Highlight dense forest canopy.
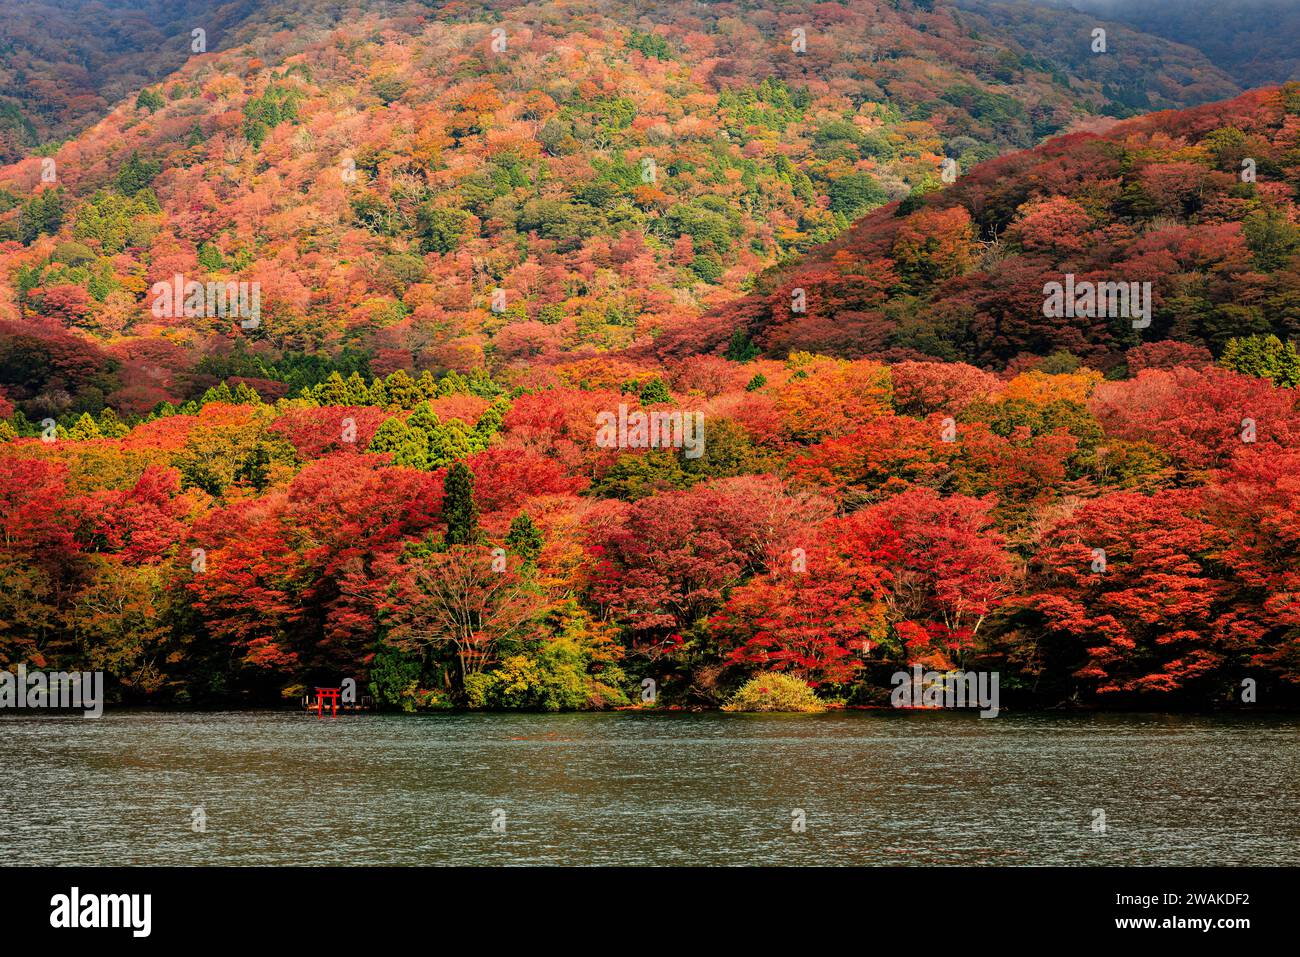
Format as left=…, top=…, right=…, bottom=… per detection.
left=704, top=87, right=1300, bottom=368
left=1, top=0, right=1298, bottom=713
left=0, top=0, right=1244, bottom=163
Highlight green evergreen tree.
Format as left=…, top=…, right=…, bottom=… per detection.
left=724, top=327, right=759, bottom=363
left=18, top=188, right=64, bottom=244
left=443, top=461, right=479, bottom=546
left=135, top=89, right=166, bottom=113
left=506, top=513, right=544, bottom=565
left=343, top=372, right=370, bottom=404
left=67, top=412, right=102, bottom=440
left=408, top=401, right=442, bottom=433
left=113, top=151, right=162, bottom=197
left=639, top=377, right=672, bottom=404
left=368, top=417, right=428, bottom=468
left=467, top=366, right=502, bottom=398
left=368, top=417, right=410, bottom=456
left=314, top=371, right=350, bottom=405
left=416, top=369, right=439, bottom=399
left=385, top=369, right=421, bottom=409
left=474, top=396, right=510, bottom=440
left=428, top=419, right=476, bottom=468
left=438, top=370, right=471, bottom=396
left=97, top=408, right=130, bottom=438
left=202, top=382, right=235, bottom=404
left=11, top=410, right=36, bottom=437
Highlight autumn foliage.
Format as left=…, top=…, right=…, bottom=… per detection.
left=0, top=4, right=1297, bottom=711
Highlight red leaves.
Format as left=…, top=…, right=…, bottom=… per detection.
left=891, top=206, right=978, bottom=285
left=467, top=445, right=587, bottom=516
left=75, top=465, right=188, bottom=562
left=1090, top=366, right=1300, bottom=472
left=891, top=361, right=1000, bottom=416
left=269, top=405, right=389, bottom=458
left=185, top=456, right=445, bottom=672
left=1019, top=489, right=1237, bottom=695
left=588, top=476, right=828, bottom=636
left=1010, top=196, right=1094, bottom=255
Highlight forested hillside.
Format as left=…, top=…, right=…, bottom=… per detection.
left=1, top=2, right=1297, bottom=713
left=700, top=86, right=1300, bottom=369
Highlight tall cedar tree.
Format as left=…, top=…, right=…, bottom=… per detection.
left=443, top=461, right=479, bottom=546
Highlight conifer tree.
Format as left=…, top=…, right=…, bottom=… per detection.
left=640, top=377, right=672, bottom=404
left=506, top=513, right=544, bottom=565
left=68, top=412, right=102, bottom=440
left=385, top=369, right=421, bottom=409
left=443, top=461, right=479, bottom=546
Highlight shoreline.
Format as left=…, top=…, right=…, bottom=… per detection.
left=5, top=704, right=1300, bottom=717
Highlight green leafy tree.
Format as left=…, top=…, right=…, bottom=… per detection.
left=368, top=647, right=423, bottom=712
left=1221, top=334, right=1300, bottom=387
left=197, top=242, right=225, bottom=271
left=1243, top=207, right=1300, bottom=271
left=828, top=172, right=887, bottom=219
left=723, top=673, right=826, bottom=712
left=417, top=206, right=470, bottom=254
left=591, top=451, right=692, bottom=500
left=682, top=418, right=774, bottom=480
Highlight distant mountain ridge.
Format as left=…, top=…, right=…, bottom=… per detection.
left=1021, top=0, right=1300, bottom=88
left=0, top=0, right=1245, bottom=163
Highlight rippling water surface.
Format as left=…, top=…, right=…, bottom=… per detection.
left=3, top=710, right=1297, bottom=865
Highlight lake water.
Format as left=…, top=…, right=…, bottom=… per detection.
left=3, top=710, right=1297, bottom=865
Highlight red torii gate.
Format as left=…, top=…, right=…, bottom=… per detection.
left=314, top=687, right=340, bottom=719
